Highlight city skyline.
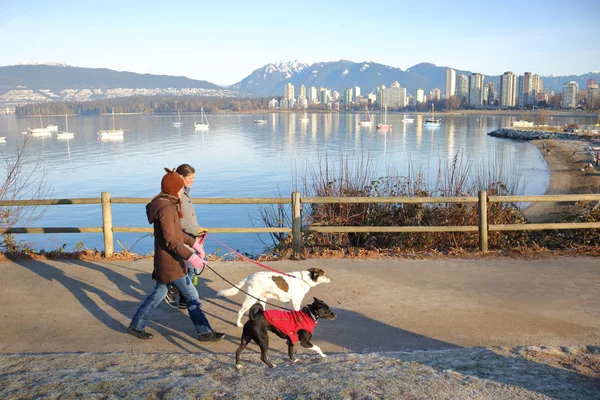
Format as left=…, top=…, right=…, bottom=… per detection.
left=2, top=1, right=598, bottom=85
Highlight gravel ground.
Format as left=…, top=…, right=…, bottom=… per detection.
left=1, top=346, right=599, bottom=399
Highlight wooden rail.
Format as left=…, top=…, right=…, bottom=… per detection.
left=0, top=191, right=599, bottom=257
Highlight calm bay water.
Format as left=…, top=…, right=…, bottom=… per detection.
left=0, top=112, right=594, bottom=256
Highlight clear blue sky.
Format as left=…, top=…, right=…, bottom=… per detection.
left=2, top=0, right=598, bottom=85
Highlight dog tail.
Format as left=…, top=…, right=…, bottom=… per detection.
left=216, top=279, right=246, bottom=297
left=249, top=303, right=264, bottom=320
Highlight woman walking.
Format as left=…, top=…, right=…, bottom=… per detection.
left=165, top=163, right=204, bottom=309
left=128, top=168, right=225, bottom=342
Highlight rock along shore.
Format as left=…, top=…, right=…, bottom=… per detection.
left=488, top=128, right=592, bottom=141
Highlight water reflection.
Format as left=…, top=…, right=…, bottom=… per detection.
left=0, top=112, right=595, bottom=254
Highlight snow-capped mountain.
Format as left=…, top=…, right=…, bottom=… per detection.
left=231, top=60, right=309, bottom=96
left=233, top=60, right=600, bottom=97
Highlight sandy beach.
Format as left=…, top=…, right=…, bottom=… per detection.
left=523, top=138, right=600, bottom=223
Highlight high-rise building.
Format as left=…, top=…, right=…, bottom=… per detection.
left=532, top=74, right=544, bottom=102
left=518, top=72, right=540, bottom=106
left=500, top=71, right=517, bottom=107
left=486, top=82, right=495, bottom=105
left=284, top=82, right=295, bottom=100
left=354, top=86, right=361, bottom=101
left=299, top=85, right=306, bottom=99
left=380, top=82, right=407, bottom=108
left=414, top=88, right=425, bottom=104
left=469, top=73, right=484, bottom=106
left=587, top=78, right=597, bottom=90
left=432, top=88, right=441, bottom=101
left=587, top=84, right=600, bottom=109
left=445, top=68, right=456, bottom=99
left=308, top=86, right=318, bottom=103
left=320, top=88, right=330, bottom=105
left=456, top=74, right=469, bottom=101
left=562, top=81, right=579, bottom=109
left=367, top=92, right=377, bottom=105
left=343, top=88, right=353, bottom=107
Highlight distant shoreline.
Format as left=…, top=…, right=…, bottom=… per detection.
left=12, top=109, right=599, bottom=118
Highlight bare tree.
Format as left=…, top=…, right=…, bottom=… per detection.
left=0, top=136, right=52, bottom=251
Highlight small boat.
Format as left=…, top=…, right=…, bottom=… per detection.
left=423, top=104, right=441, bottom=127
left=172, top=110, right=183, bottom=127
left=0, top=136, right=6, bottom=142
left=57, top=114, right=74, bottom=139
left=401, top=114, right=414, bottom=123
left=28, top=114, right=53, bottom=136
left=98, top=109, right=124, bottom=138
left=194, top=107, right=209, bottom=130
left=377, top=106, right=392, bottom=131
left=358, top=105, right=372, bottom=126
left=46, top=124, right=59, bottom=132
left=254, top=114, right=268, bottom=124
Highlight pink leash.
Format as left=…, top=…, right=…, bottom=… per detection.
left=209, top=236, right=296, bottom=278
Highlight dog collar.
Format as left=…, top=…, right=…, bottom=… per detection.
left=306, top=308, right=318, bottom=323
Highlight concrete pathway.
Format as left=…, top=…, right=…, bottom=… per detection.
left=1, top=256, right=599, bottom=355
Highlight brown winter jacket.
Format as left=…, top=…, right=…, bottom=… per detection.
left=146, top=194, right=195, bottom=284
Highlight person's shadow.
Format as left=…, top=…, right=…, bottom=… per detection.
left=10, top=256, right=600, bottom=398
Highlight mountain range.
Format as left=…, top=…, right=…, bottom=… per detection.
left=1, top=62, right=598, bottom=104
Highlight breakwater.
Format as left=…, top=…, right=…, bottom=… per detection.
left=488, top=128, right=590, bottom=141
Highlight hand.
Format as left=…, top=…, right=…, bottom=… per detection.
left=188, top=253, right=207, bottom=273
left=192, top=239, right=205, bottom=258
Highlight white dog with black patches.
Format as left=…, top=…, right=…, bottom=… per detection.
left=217, top=268, right=332, bottom=327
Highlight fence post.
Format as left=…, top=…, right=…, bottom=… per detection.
left=291, top=191, right=302, bottom=259
left=101, top=191, right=114, bottom=257
left=478, top=190, right=488, bottom=253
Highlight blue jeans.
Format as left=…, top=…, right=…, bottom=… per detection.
left=130, top=274, right=212, bottom=335
left=179, top=262, right=196, bottom=303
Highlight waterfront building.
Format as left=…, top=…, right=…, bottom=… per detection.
left=486, top=82, right=495, bottom=105
left=344, top=88, right=353, bottom=108
left=469, top=73, right=484, bottom=107
left=587, top=78, right=597, bottom=90
left=587, top=84, right=600, bottom=109
left=445, top=68, right=456, bottom=99
left=367, top=92, right=377, bottom=105
left=284, top=82, right=295, bottom=101
left=332, top=91, right=340, bottom=101
left=268, top=98, right=279, bottom=110
left=432, top=88, right=441, bottom=102
left=354, top=85, right=361, bottom=102
left=500, top=71, right=517, bottom=107
left=379, top=82, right=407, bottom=108
left=299, top=85, right=306, bottom=99
left=562, top=81, right=579, bottom=109
left=518, top=72, right=540, bottom=107
left=456, top=74, right=469, bottom=102
left=308, top=86, right=318, bottom=104
left=414, top=88, right=425, bottom=104
left=320, top=88, right=330, bottom=105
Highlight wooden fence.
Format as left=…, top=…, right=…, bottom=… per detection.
left=1, top=191, right=600, bottom=257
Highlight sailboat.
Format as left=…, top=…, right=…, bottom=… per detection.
left=28, top=114, right=53, bottom=136
left=98, top=109, right=124, bottom=138
left=401, top=114, right=414, bottom=123
left=194, top=107, right=209, bottom=130
left=423, top=104, right=441, bottom=127
left=377, top=106, right=391, bottom=131
left=172, top=110, right=183, bottom=127
left=57, top=114, right=74, bottom=139
left=358, top=104, right=372, bottom=126
left=254, top=113, right=267, bottom=124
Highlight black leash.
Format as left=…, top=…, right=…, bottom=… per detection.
left=203, top=263, right=293, bottom=312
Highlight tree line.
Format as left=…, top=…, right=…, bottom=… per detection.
left=15, top=96, right=274, bottom=116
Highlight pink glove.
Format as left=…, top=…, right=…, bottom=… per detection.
left=192, top=239, right=205, bottom=258
left=188, top=253, right=207, bottom=273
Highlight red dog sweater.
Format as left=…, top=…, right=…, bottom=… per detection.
left=263, top=310, right=317, bottom=343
